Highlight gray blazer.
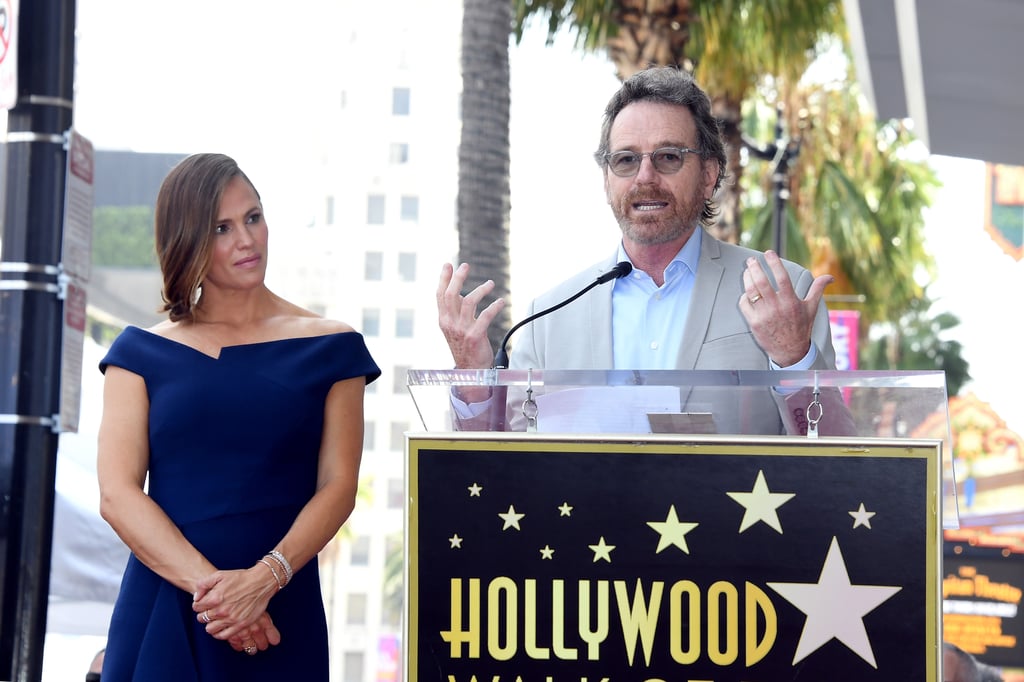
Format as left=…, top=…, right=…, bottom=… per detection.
left=491, top=230, right=849, bottom=436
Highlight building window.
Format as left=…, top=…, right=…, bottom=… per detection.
left=363, top=419, right=376, bottom=450
left=389, top=421, right=408, bottom=452
left=342, top=652, right=364, bottom=682
left=364, top=253, right=383, bottom=281
left=392, top=365, right=410, bottom=394
left=350, top=535, right=371, bottom=566
left=387, top=477, right=405, bottom=509
left=389, top=143, right=409, bottom=164
left=395, top=310, right=414, bottom=338
left=362, top=308, right=380, bottom=336
left=346, top=592, right=367, bottom=625
left=325, top=195, right=335, bottom=225
left=367, top=194, right=385, bottom=224
left=400, top=195, right=419, bottom=221
left=398, top=252, right=416, bottom=282
left=392, top=87, right=411, bottom=116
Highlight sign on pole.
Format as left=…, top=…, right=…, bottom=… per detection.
left=59, top=130, right=95, bottom=433
left=0, top=0, right=17, bottom=110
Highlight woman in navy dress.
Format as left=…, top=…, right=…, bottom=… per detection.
left=97, top=153, right=380, bottom=680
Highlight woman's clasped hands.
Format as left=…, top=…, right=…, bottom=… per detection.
left=192, top=563, right=282, bottom=655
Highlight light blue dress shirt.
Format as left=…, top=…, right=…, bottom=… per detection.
left=611, top=228, right=816, bottom=370
left=611, top=229, right=701, bottom=369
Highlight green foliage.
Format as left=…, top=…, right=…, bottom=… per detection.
left=91, top=205, right=157, bottom=267
left=861, top=295, right=971, bottom=396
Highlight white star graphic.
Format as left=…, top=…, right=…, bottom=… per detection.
left=540, top=545, right=554, bottom=560
left=849, top=503, right=876, bottom=529
left=467, top=483, right=482, bottom=497
left=558, top=502, right=573, bottom=517
left=726, top=469, right=795, bottom=533
left=588, top=536, right=615, bottom=563
left=448, top=534, right=463, bottom=549
left=767, top=536, right=902, bottom=668
left=498, top=504, right=525, bottom=531
left=646, top=505, right=699, bottom=554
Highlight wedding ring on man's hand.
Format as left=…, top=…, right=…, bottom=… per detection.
left=201, top=610, right=211, bottom=624
left=748, top=293, right=762, bottom=304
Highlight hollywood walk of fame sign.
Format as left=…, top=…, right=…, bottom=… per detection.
left=405, top=434, right=943, bottom=682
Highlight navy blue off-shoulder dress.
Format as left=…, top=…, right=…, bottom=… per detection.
left=99, top=326, right=380, bottom=681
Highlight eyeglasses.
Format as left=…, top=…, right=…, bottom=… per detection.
left=603, top=147, right=701, bottom=177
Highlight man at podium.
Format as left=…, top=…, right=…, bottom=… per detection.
left=436, top=66, right=846, bottom=436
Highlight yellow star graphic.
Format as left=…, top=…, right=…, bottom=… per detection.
left=558, top=502, right=573, bottom=517
left=498, top=504, right=525, bottom=531
left=449, top=534, right=463, bottom=549
left=468, top=483, right=483, bottom=497
left=726, top=469, right=795, bottom=533
left=540, top=545, right=554, bottom=560
left=588, top=536, right=615, bottom=563
left=646, top=505, right=699, bottom=554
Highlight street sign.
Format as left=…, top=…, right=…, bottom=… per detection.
left=0, top=0, right=18, bottom=110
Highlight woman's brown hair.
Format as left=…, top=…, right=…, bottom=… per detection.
left=154, top=153, right=259, bottom=322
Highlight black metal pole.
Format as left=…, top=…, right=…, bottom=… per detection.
left=0, top=0, right=77, bottom=680
left=744, top=107, right=799, bottom=259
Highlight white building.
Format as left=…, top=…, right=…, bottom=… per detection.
left=267, top=2, right=463, bottom=680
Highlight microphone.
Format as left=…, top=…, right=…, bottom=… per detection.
left=493, top=261, right=633, bottom=369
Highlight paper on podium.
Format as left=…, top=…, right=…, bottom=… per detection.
left=535, top=386, right=681, bottom=433
left=647, top=412, right=718, bottom=434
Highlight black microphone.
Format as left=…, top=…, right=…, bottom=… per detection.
left=493, top=261, right=633, bottom=369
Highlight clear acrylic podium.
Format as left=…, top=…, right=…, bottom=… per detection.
left=404, top=369, right=953, bottom=681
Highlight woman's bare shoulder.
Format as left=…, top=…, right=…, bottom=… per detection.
left=280, top=305, right=356, bottom=337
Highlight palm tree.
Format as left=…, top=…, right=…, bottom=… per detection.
left=459, top=0, right=514, bottom=354
left=742, top=59, right=939, bottom=330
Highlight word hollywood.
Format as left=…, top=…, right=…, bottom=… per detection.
left=441, top=577, right=779, bottom=667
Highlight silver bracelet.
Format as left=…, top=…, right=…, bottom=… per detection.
left=258, top=558, right=284, bottom=590
left=267, top=550, right=293, bottom=585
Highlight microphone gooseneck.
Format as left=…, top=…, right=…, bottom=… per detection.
left=493, top=261, right=632, bottom=369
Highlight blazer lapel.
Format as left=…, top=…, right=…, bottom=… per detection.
left=677, top=232, right=724, bottom=370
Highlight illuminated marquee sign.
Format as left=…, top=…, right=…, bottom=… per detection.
left=943, top=547, right=1024, bottom=669
left=406, top=436, right=942, bottom=682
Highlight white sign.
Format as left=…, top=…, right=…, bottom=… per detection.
left=0, top=0, right=17, bottom=110
left=59, top=130, right=95, bottom=433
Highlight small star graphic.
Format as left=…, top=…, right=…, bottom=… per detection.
left=588, top=536, right=616, bottom=563
left=540, top=545, right=554, bottom=560
left=468, top=483, right=483, bottom=497
left=726, top=469, right=795, bottom=533
left=646, top=505, right=699, bottom=554
left=498, top=504, right=525, bottom=531
left=767, top=536, right=902, bottom=668
left=849, top=503, right=876, bottom=529
left=558, top=502, right=573, bottom=517
left=449, top=534, right=463, bottom=549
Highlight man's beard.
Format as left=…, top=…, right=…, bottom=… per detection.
left=614, top=185, right=705, bottom=245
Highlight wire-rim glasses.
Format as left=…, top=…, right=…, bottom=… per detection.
left=603, top=147, right=701, bottom=177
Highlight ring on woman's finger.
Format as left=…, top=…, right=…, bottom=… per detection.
left=244, top=643, right=257, bottom=655
left=201, top=610, right=211, bottom=624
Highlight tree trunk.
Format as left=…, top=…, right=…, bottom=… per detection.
left=458, top=0, right=513, bottom=353
left=710, top=94, right=744, bottom=244
left=605, top=0, right=694, bottom=78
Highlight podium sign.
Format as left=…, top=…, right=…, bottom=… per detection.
left=405, top=434, right=942, bottom=682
